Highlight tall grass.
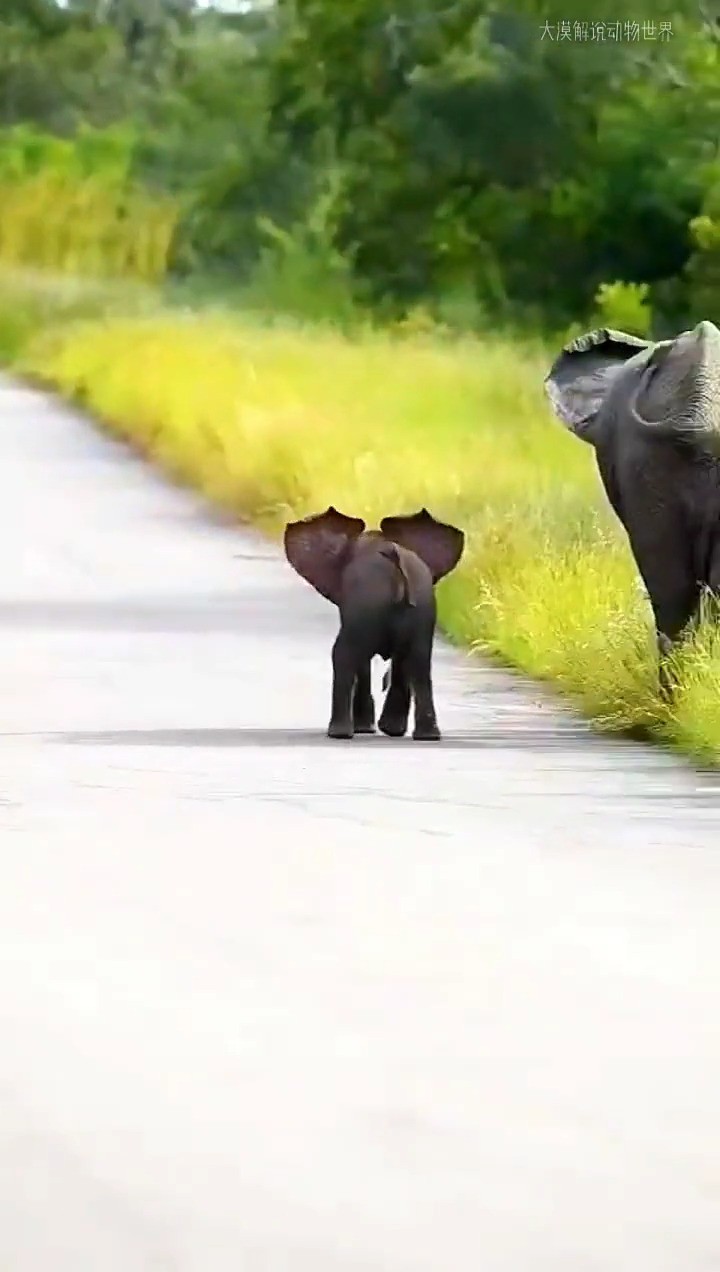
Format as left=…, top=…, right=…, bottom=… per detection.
left=0, top=125, right=178, bottom=282
left=20, top=303, right=720, bottom=765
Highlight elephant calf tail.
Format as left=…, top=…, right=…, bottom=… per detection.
left=378, top=542, right=417, bottom=607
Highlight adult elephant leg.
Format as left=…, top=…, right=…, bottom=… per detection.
left=696, top=535, right=720, bottom=639
left=378, top=658, right=411, bottom=738
left=328, top=632, right=357, bottom=739
left=649, top=578, right=699, bottom=698
left=623, top=512, right=699, bottom=699
left=352, top=661, right=375, bottom=733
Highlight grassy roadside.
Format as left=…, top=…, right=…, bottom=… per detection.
left=6, top=273, right=720, bottom=764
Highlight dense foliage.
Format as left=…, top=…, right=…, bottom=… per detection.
left=2, top=0, right=720, bottom=331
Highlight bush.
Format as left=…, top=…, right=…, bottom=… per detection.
left=227, top=166, right=367, bottom=330
left=593, top=280, right=652, bottom=337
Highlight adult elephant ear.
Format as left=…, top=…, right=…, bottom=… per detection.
left=284, top=506, right=365, bottom=604
left=544, top=328, right=652, bottom=442
left=380, top=509, right=464, bottom=583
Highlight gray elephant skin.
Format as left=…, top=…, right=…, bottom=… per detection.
left=284, top=507, right=465, bottom=740
left=545, top=320, right=720, bottom=687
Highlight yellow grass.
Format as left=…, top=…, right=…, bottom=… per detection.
left=0, top=174, right=178, bottom=282
left=19, top=305, right=720, bottom=765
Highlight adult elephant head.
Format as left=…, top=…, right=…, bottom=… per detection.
left=544, top=321, right=720, bottom=690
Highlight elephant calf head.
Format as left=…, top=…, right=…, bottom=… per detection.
left=283, top=505, right=465, bottom=740
left=283, top=506, right=464, bottom=604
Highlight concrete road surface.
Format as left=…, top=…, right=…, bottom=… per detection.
left=0, top=375, right=719, bottom=1272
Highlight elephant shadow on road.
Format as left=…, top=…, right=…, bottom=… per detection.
left=53, top=724, right=619, bottom=751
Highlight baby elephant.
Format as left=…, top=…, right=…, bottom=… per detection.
left=284, top=506, right=465, bottom=740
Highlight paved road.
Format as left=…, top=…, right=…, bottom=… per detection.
left=0, top=376, right=719, bottom=1271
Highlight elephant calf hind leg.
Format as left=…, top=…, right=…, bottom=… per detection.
left=378, top=659, right=411, bottom=738
left=352, top=662, right=375, bottom=734
left=407, top=645, right=441, bottom=742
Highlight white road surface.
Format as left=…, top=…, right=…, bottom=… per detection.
left=0, top=377, right=719, bottom=1271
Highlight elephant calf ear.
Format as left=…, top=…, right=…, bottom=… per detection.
left=544, top=327, right=651, bottom=441
left=284, top=506, right=366, bottom=604
left=380, top=509, right=464, bottom=583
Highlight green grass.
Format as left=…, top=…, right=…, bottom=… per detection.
left=6, top=273, right=720, bottom=765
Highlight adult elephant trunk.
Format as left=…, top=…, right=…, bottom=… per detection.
left=628, top=320, right=720, bottom=456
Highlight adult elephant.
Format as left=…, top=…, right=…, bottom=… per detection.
left=544, top=320, right=720, bottom=690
